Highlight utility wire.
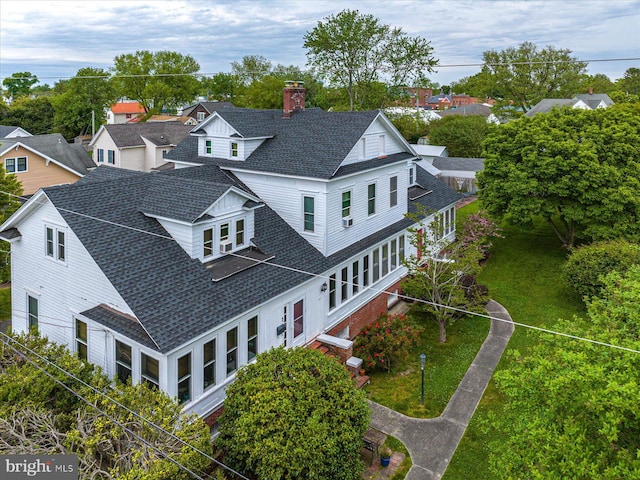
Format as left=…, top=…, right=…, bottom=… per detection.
left=0, top=335, right=207, bottom=480
left=0, top=329, right=251, bottom=480
left=1, top=188, right=638, bottom=355
left=5, top=57, right=640, bottom=81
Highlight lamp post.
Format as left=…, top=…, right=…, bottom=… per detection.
left=420, top=353, right=426, bottom=404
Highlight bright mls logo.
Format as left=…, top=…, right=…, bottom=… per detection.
left=2, top=455, right=78, bottom=479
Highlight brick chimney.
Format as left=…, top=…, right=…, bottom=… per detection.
left=283, top=81, right=305, bottom=118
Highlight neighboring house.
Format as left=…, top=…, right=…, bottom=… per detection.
left=147, top=115, right=198, bottom=126
left=0, top=82, right=460, bottom=423
left=435, top=103, right=500, bottom=124
left=574, top=90, right=614, bottom=109
left=0, top=133, right=95, bottom=195
left=182, top=101, right=236, bottom=123
left=89, top=122, right=192, bottom=172
left=106, top=102, right=146, bottom=124
left=0, top=125, right=32, bottom=138
left=525, top=98, right=590, bottom=117
left=432, top=156, right=484, bottom=194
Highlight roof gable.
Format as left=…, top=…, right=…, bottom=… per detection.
left=98, top=123, right=193, bottom=148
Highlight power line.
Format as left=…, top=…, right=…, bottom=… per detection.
left=1, top=187, right=638, bottom=356
left=0, top=330, right=251, bottom=480
left=0, top=335, right=207, bottom=480
left=4, top=57, right=639, bottom=81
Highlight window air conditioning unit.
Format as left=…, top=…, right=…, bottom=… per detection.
left=342, top=216, right=353, bottom=228
left=219, top=240, right=233, bottom=253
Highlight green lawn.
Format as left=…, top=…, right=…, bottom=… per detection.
left=443, top=203, right=586, bottom=479
left=365, top=313, right=490, bottom=418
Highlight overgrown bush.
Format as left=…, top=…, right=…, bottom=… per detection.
left=562, top=240, right=640, bottom=300
left=354, top=313, right=417, bottom=372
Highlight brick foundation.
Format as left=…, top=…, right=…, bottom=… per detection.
left=327, top=279, right=404, bottom=340
left=203, top=405, right=224, bottom=427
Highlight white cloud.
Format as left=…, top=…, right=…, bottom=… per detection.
left=0, top=0, right=638, bottom=84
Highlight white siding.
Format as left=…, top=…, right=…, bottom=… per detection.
left=10, top=200, right=135, bottom=373
left=341, top=118, right=405, bottom=166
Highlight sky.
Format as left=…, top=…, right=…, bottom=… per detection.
left=1, top=0, right=639, bottom=88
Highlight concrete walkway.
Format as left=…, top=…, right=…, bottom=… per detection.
left=368, top=300, right=514, bottom=480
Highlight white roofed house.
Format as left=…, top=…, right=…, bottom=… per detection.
left=0, top=81, right=461, bottom=423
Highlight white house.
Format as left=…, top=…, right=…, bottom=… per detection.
left=1, top=82, right=460, bottom=423
left=89, top=122, right=192, bottom=172
left=0, top=125, right=32, bottom=138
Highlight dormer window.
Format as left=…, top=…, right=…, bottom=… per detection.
left=205, top=140, right=212, bottom=154
left=230, top=142, right=238, bottom=158
left=197, top=111, right=206, bottom=122
left=236, top=219, right=245, bottom=245
left=203, top=229, right=213, bottom=257
left=409, top=165, right=416, bottom=186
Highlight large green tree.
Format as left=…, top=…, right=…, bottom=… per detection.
left=427, top=115, right=492, bottom=157
left=304, top=9, right=436, bottom=111
left=478, top=104, right=640, bottom=248
left=112, top=50, right=200, bottom=113
left=488, top=265, right=640, bottom=478
left=215, top=346, right=369, bottom=480
left=2, top=72, right=38, bottom=98
left=482, top=42, right=587, bottom=113
left=52, top=67, right=116, bottom=139
left=402, top=211, right=489, bottom=343
left=616, top=67, right=640, bottom=95
left=2, top=96, right=54, bottom=135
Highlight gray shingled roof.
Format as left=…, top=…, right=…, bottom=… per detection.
left=103, top=123, right=193, bottom=148
left=42, top=162, right=459, bottom=353
left=183, top=102, right=236, bottom=117
left=166, top=108, right=382, bottom=179
left=140, top=175, right=244, bottom=223
left=525, top=98, right=583, bottom=117
left=575, top=93, right=613, bottom=107
left=432, top=157, right=484, bottom=172
left=436, top=104, right=493, bottom=118
left=1, top=133, right=94, bottom=175
left=0, top=125, right=28, bottom=138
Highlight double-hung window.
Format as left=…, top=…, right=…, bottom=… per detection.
left=372, top=248, right=380, bottom=283
left=141, top=353, right=159, bottom=388
left=352, top=260, right=359, bottom=295
left=197, top=111, right=206, bottom=122
left=27, top=294, right=38, bottom=330
left=177, top=353, right=192, bottom=404
left=75, top=318, right=87, bottom=360
left=329, top=274, right=336, bottom=310
left=247, top=316, right=258, bottom=362
left=226, top=327, right=238, bottom=376
left=107, top=150, right=115, bottom=164
left=363, top=255, right=370, bottom=287
left=115, top=340, right=132, bottom=383
left=5, top=157, right=27, bottom=173
left=293, top=300, right=304, bottom=339
left=390, top=176, right=398, bottom=207
left=203, top=228, right=213, bottom=258
left=368, top=184, right=376, bottom=215
left=45, top=226, right=66, bottom=263
left=341, top=267, right=348, bottom=302
left=236, top=219, right=245, bottom=246
left=382, top=244, right=389, bottom=277
left=203, top=339, right=216, bottom=390
left=97, top=149, right=104, bottom=163
left=205, top=140, right=212, bottom=154
left=342, top=191, right=351, bottom=218
left=303, top=196, right=314, bottom=232
left=230, top=142, right=238, bottom=158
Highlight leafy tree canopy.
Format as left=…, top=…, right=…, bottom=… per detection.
left=386, top=110, right=429, bottom=143
left=304, top=9, right=436, bottom=111
left=562, top=239, right=640, bottom=301
left=215, top=346, right=369, bottom=480
left=2, top=71, right=38, bottom=98
left=112, top=50, right=200, bottom=113
left=0, top=332, right=212, bottom=479
left=489, top=265, right=640, bottom=478
left=482, top=42, right=587, bottom=113
left=427, top=115, right=492, bottom=157
left=2, top=96, right=54, bottom=135
left=51, top=67, right=116, bottom=139
left=478, top=104, right=640, bottom=248
left=616, top=67, right=640, bottom=95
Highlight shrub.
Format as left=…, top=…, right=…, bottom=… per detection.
left=354, top=313, right=417, bottom=372
left=562, top=240, right=640, bottom=300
